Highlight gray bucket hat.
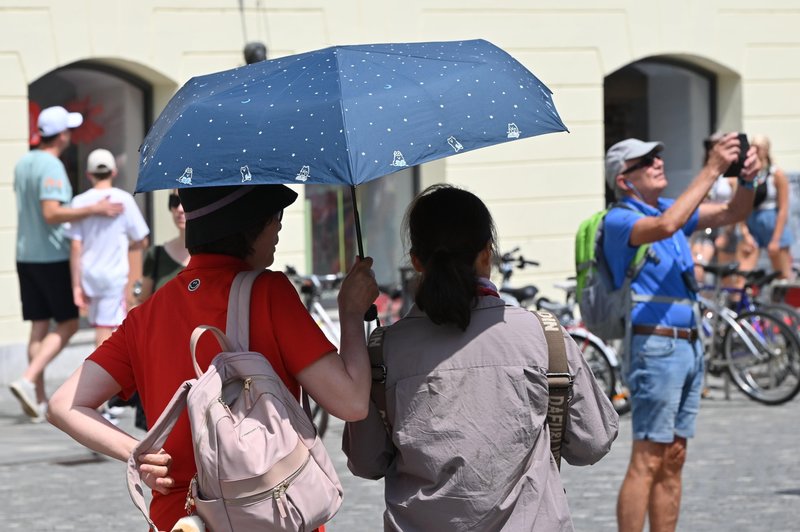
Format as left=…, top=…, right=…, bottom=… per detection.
left=605, top=138, right=664, bottom=189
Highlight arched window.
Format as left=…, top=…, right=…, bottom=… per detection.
left=604, top=58, right=716, bottom=202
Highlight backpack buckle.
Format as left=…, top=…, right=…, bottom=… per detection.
left=371, top=364, right=387, bottom=384
left=546, top=372, right=573, bottom=389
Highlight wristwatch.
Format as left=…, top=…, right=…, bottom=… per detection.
left=738, top=176, right=756, bottom=190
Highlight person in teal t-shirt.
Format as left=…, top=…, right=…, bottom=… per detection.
left=9, top=106, right=123, bottom=422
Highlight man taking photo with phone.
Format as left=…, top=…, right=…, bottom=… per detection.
left=604, top=132, right=759, bottom=532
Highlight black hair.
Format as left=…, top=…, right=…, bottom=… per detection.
left=404, top=184, right=498, bottom=330
left=90, top=171, right=113, bottom=180
left=187, top=216, right=271, bottom=259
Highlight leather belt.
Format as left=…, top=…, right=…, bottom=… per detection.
left=632, top=325, right=699, bottom=342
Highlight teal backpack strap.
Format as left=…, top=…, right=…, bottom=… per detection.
left=368, top=326, right=393, bottom=436
left=531, top=310, right=572, bottom=470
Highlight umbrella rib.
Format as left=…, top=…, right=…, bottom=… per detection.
left=331, top=49, right=358, bottom=185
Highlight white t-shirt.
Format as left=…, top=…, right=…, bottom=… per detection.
left=65, top=187, right=150, bottom=297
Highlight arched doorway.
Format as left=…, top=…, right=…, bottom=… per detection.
left=28, top=63, right=152, bottom=223
left=604, top=58, right=717, bottom=204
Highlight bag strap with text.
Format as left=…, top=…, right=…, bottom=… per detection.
left=367, top=326, right=392, bottom=436
left=531, top=309, right=573, bottom=470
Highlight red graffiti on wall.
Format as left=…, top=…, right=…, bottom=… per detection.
left=28, top=97, right=105, bottom=147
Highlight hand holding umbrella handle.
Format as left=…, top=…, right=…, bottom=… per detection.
left=350, top=186, right=381, bottom=325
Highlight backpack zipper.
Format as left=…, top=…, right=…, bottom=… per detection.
left=243, top=377, right=252, bottom=410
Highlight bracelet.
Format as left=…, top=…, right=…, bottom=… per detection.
left=738, top=177, right=756, bottom=190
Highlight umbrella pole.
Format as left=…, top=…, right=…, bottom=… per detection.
left=350, top=185, right=379, bottom=323
left=350, top=185, right=366, bottom=258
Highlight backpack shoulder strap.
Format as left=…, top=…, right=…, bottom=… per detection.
left=531, top=310, right=572, bottom=470
left=225, top=270, right=316, bottom=418
left=606, top=202, right=653, bottom=282
left=226, top=270, right=263, bottom=351
left=127, top=380, right=194, bottom=532
left=367, top=326, right=393, bottom=436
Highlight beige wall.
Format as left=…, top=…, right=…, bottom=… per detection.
left=0, top=0, right=798, bottom=343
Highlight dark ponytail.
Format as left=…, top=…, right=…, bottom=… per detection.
left=404, top=185, right=498, bottom=330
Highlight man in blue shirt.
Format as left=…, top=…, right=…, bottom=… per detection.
left=605, top=134, right=759, bottom=532
left=9, top=106, right=123, bottom=422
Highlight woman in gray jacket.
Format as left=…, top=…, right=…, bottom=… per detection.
left=344, top=184, right=619, bottom=531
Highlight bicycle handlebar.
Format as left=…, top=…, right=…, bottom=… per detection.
left=700, top=263, right=782, bottom=288
left=499, top=248, right=540, bottom=269
left=285, top=266, right=345, bottom=293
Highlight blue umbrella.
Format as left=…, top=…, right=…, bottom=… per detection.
left=137, top=39, right=567, bottom=195
left=136, top=39, right=567, bottom=321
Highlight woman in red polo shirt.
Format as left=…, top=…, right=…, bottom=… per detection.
left=47, top=184, right=379, bottom=530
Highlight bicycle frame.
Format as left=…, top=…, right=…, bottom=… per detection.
left=698, top=295, right=761, bottom=360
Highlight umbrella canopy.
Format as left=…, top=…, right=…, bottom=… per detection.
left=136, top=39, right=567, bottom=193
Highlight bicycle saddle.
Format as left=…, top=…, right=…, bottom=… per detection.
left=742, top=269, right=781, bottom=288
left=500, top=285, right=538, bottom=305
left=536, top=298, right=572, bottom=317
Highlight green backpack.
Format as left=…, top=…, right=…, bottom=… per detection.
left=574, top=203, right=650, bottom=339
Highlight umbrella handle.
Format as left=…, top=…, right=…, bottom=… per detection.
left=350, top=185, right=380, bottom=324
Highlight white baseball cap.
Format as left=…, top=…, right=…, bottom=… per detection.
left=37, top=106, right=83, bottom=137
left=87, top=149, right=117, bottom=174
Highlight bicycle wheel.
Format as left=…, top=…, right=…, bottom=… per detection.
left=569, top=331, right=615, bottom=400
left=758, top=302, right=800, bottom=336
left=722, top=310, right=800, bottom=405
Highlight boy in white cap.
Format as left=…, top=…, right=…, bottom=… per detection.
left=10, top=106, right=124, bottom=422
left=66, top=148, right=150, bottom=348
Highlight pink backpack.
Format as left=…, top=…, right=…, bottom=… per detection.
left=127, top=270, right=343, bottom=531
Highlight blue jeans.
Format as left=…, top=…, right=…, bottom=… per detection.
left=626, top=334, right=704, bottom=443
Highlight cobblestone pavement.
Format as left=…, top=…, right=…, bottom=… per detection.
left=0, top=378, right=797, bottom=530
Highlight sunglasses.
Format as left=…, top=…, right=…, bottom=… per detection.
left=273, top=209, right=284, bottom=223
left=168, top=193, right=181, bottom=209
left=622, top=154, right=661, bottom=174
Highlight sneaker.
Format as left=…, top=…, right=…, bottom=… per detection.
left=101, top=408, right=120, bottom=426
left=105, top=405, right=127, bottom=417
left=9, top=378, right=39, bottom=418
left=30, top=402, right=48, bottom=424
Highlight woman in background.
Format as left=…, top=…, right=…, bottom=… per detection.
left=747, top=134, right=795, bottom=280
left=137, top=190, right=190, bottom=302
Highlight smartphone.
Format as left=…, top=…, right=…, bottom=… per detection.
left=723, top=133, right=750, bottom=177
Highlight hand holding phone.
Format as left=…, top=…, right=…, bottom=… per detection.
left=723, top=133, right=749, bottom=177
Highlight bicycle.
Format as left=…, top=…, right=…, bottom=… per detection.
left=698, top=262, right=800, bottom=334
left=496, top=249, right=631, bottom=413
left=285, top=265, right=346, bottom=438
left=697, top=262, right=800, bottom=405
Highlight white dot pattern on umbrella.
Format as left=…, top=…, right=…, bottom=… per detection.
left=137, top=39, right=568, bottom=192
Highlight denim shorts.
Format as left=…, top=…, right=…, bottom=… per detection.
left=625, top=334, right=704, bottom=443
left=747, top=209, right=793, bottom=249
